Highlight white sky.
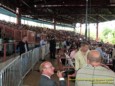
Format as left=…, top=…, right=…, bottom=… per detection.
left=76, top=20, right=115, bottom=35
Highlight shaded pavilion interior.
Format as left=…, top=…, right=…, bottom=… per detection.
left=1, top=0, right=115, bottom=24
left=1, top=0, right=115, bottom=39
left=0, top=1, right=115, bottom=86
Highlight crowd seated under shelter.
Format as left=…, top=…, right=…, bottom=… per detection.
left=0, top=20, right=115, bottom=86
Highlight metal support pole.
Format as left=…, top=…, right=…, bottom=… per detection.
left=85, top=0, right=88, bottom=39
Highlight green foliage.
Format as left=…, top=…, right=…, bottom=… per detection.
left=103, top=28, right=112, bottom=36
left=101, top=27, right=115, bottom=44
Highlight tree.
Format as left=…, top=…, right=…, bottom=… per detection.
left=102, top=28, right=115, bottom=44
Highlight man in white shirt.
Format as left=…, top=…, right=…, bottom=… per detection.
left=74, top=42, right=90, bottom=70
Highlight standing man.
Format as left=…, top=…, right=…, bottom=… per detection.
left=17, top=35, right=29, bottom=55
left=49, top=36, right=56, bottom=59
left=95, top=43, right=105, bottom=61
left=40, top=36, right=47, bottom=46
left=39, top=61, right=66, bottom=86
left=74, top=42, right=90, bottom=70
left=75, top=50, right=115, bottom=86
left=40, top=36, right=47, bottom=61
left=112, top=45, right=115, bottom=72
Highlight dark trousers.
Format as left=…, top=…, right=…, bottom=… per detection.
left=50, top=50, right=56, bottom=59
left=113, top=59, right=115, bottom=72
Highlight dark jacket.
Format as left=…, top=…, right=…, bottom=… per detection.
left=39, top=75, right=66, bottom=86
left=17, top=41, right=29, bottom=55
left=49, top=39, right=56, bottom=52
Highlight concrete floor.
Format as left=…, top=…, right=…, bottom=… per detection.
left=23, top=54, right=75, bottom=86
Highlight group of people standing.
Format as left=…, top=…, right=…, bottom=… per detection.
left=16, top=35, right=115, bottom=86
left=38, top=41, right=115, bottom=86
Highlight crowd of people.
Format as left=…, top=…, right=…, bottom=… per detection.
left=0, top=20, right=115, bottom=86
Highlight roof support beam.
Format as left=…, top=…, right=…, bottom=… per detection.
left=88, top=16, right=97, bottom=22
left=98, top=14, right=108, bottom=21
left=21, top=0, right=31, bottom=8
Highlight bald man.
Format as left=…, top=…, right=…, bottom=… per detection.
left=75, top=50, right=115, bottom=86
left=39, top=61, right=66, bottom=86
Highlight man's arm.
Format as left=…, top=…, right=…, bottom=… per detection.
left=59, top=80, right=66, bottom=86
left=75, top=56, right=80, bottom=71
left=57, top=71, right=66, bottom=86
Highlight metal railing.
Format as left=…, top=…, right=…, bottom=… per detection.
left=0, top=44, right=49, bottom=86
left=0, top=42, right=39, bottom=62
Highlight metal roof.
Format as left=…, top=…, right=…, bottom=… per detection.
left=0, top=7, right=16, bottom=17
left=1, top=0, right=115, bottom=25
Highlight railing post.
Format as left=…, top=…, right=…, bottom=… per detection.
left=0, top=73, right=2, bottom=86
left=14, top=42, right=17, bottom=54
left=68, top=75, right=70, bottom=86
left=3, top=43, right=7, bottom=61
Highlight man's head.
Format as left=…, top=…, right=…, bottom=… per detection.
left=80, top=42, right=89, bottom=52
left=22, top=35, right=28, bottom=42
left=39, top=61, right=55, bottom=77
left=98, top=43, right=102, bottom=47
left=87, top=50, right=102, bottom=67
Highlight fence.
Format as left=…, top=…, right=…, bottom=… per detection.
left=0, top=42, right=39, bottom=62
left=0, top=23, right=36, bottom=43
left=0, top=44, right=49, bottom=86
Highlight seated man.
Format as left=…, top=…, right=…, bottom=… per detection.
left=39, top=61, right=66, bottom=86
left=75, top=50, right=115, bottom=86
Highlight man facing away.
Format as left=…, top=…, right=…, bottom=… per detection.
left=39, top=61, right=66, bottom=86
left=75, top=50, right=115, bottom=86
left=95, top=43, right=105, bottom=62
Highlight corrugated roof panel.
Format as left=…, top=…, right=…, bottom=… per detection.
left=0, top=7, right=16, bottom=17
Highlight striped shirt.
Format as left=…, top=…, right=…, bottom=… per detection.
left=75, top=64, right=115, bottom=86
